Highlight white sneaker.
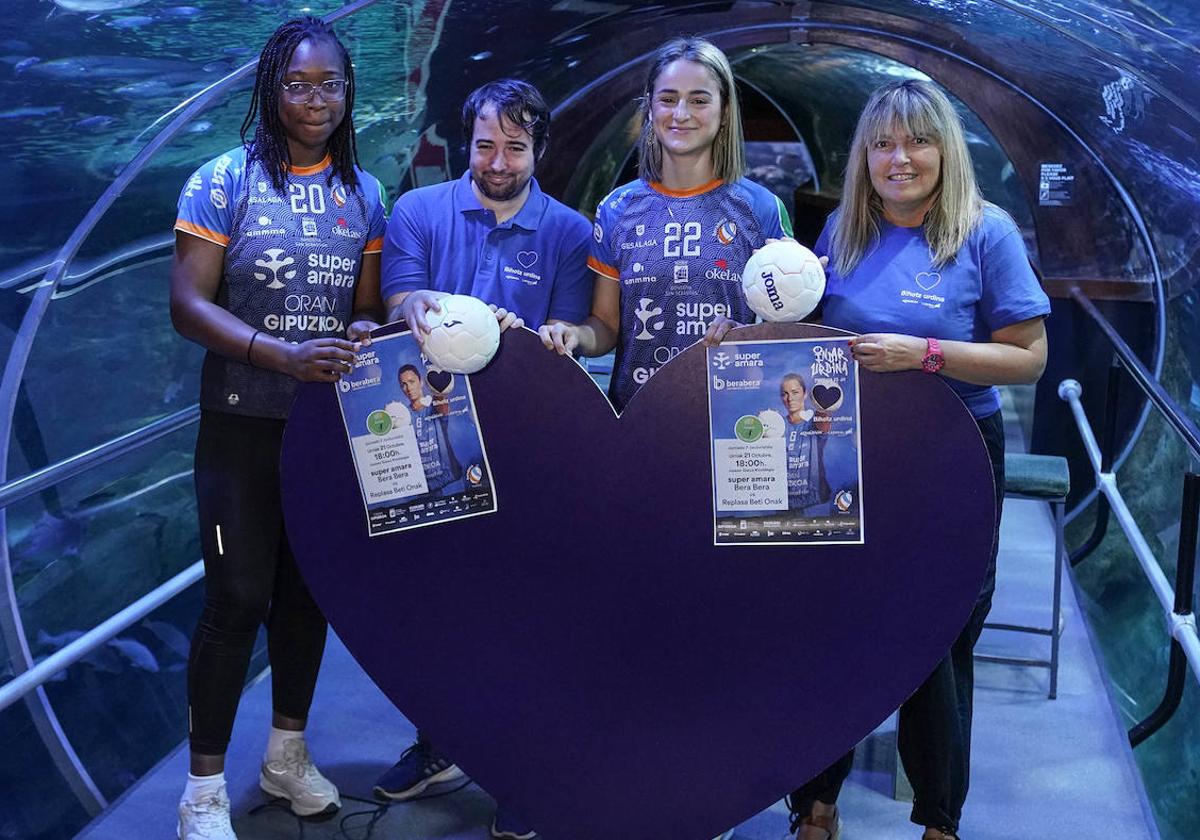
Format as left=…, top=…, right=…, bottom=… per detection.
left=178, top=783, right=237, bottom=840
left=259, top=738, right=341, bottom=816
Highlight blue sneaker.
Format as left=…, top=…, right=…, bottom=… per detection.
left=490, top=805, right=537, bottom=839
left=373, top=741, right=464, bottom=800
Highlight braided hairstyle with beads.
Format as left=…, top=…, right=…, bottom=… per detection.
left=241, top=16, right=361, bottom=193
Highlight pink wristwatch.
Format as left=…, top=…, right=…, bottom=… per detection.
left=921, top=337, right=945, bottom=374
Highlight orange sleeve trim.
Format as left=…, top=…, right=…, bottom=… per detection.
left=363, top=236, right=384, bottom=254
left=289, top=155, right=332, bottom=176
left=648, top=178, right=724, bottom=198
left=587, top=255, right=619, bottom=280
left=175, top=220, right=229, bottom=247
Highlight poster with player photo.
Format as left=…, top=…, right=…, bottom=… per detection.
left=335, top=330, right=496, bottom=536
left=706, top=337, right=863, bottom=546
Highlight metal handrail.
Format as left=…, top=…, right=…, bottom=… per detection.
left=0, top=405, right=199, bottom=512
left=0, top=0, right=384, bottom=817
left=1068, top=287, right=1200, bottom=459
left=1058, top=379, right=1200, bottom=746
left=0, top=561, right=203, bottom=714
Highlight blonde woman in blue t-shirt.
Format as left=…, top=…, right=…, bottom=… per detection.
left=787, top=80, right=1049, bottom=840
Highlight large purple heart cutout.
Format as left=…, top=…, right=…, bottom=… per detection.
left=280, top=323, right=994, bottom=840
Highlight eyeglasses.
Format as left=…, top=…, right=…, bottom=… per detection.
left=280, top=79, right=348, bottom=104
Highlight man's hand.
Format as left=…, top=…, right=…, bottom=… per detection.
left=347, top=320, right=379, bottom=345
left=399, top=290, right=448, bottom=343
left=489, top=304, right=524, bottom=333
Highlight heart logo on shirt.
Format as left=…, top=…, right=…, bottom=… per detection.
left=915, top=271, right=942, bottom=291
left=517, top=250, right=538, bottom=269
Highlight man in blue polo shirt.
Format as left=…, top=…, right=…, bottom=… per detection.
left=375, top=78, right=592, bottom=840
left=382, top=78, right=593, bottom=338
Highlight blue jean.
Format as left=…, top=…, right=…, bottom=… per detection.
left=788, top=410, right=1005, bottom=834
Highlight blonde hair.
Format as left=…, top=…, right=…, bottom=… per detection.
left=637, top=37, right=746, bottom=184
left=831, top=79, right=982, bottom=276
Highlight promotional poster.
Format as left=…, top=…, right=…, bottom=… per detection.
left=706, top=338, right=863, bottom=545
left=335, top=331, right=496, bottom=536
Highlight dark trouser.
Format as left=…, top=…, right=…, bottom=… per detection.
left=788, top=410, right=1005, bottom=834
left=187, top=410, right=328, bottom=756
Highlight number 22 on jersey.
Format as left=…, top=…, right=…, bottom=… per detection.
left=663, top=221, right=700, bottom=258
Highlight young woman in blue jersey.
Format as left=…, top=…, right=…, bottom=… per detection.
left=169, top=17, right=386, bottom=840
left=538, top=36, right=793, bottom=411
left=785, top=80, right=1049, bottom=840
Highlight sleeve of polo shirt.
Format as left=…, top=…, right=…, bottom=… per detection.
left=174, top=152, right=237, bottom=247
left=381, top=190, right=432, bottom=300
left=547, top=213, right=596, bottom=324
left=978, top=210, right=1051, bottom=331
left=586, top=195, right=620, bottom=281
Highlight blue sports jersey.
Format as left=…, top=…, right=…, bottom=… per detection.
left=590, top=178, right=792, bottom=412
left=786, top=417, right=826, bottom=511
left=412, top=404, right=461, bottom=492
left=382, top=172, right=593, bottom=328
left=176, top=146, right=387, bottom=419
left=816, top=204, right=1050, bottom=418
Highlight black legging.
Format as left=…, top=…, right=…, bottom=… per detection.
left=788, top=409, right=1006, bottom=834
left=187, top=410, right=328, bottom=756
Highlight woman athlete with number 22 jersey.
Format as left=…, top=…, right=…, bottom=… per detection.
left=539, top=37, right=792, bottom=412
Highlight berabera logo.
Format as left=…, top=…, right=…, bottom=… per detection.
left=633, top=297, right=664, bottom=340
left=466, top=463, right=484, bottom=485
left=711, top=351, right=731, bottom=371
left=636, top=224, right=645, bottom=236
left=712, top=375, right=725, bottom=391
left=254, top=248, right=295, bottom=289
left=331, top=184, right=347, bottom=207
left=593, top=221, right=603, bottom=243
left=715, top=218, right=737, bottom=245
left=339, top=379, right=351, bottom=393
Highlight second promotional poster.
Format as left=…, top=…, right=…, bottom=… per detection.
left=707, top=338, right=864, bottom=545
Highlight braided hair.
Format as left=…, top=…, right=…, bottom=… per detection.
left=241, top=16, right=361, bottom=193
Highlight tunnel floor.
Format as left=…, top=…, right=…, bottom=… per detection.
left=75, top=495, right=1154, bottom=840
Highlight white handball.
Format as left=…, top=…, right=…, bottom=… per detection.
left=421, top=294, right=501, bottom=374
left=757, top=409, right=786, bottom=439
left=741, top=240, right=826, bottom=322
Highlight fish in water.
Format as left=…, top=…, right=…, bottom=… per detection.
left=14, top=57, right=40, bottom=73
left=158, top=5, right=202, bottom=17
left=52, top=0, right=151, bottom=12
left=0, top=105, right=63, bottom=120
left=186, top=120, right=212, bottom=134
left=25, top=54, right=196, bottom=81
left=106, top=15, right=154, bottom=29
left=74, top=114, right=119, bottom=132
left=107, top=637, right=160, bottom=673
